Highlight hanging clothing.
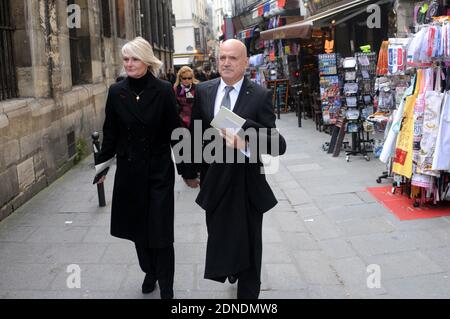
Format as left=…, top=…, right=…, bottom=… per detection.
left=379, top=75, right=416, bottom=163
left=432, top=91, right=450, bottom=171
left=392, top=69, right=422, bottom=178
left=412, top=68, right=436, bottom=188
left=418, top=68, right=444, bottom=176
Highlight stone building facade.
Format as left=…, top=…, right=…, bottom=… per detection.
left=0, top=0, right=174, bottom=221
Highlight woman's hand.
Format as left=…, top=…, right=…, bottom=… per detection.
left=96, top=175, right=106, bottom=184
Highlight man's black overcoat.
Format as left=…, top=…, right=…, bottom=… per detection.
left=184, top=77, right=287, bottom=280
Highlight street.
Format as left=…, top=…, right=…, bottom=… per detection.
left=1, top=113, right=450, bottom=299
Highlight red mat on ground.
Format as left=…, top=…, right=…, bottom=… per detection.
left=367, top=186, right=450, bottom=221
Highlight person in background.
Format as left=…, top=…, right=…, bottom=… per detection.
left=167, top=68, right=176, bottom=85
left=209, top=69, right=220, bottom=79
left=195, top=67, right=208, bottom=82
left=173, top=66, right=199, bottom=128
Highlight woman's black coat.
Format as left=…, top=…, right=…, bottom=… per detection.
left=97, top=72, right=183, bottom=248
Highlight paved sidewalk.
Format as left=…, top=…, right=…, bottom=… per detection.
left=1, top=113, right=450, bottom=299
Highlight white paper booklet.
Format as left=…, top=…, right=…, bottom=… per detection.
left=210, top=106, right=246, bottom=132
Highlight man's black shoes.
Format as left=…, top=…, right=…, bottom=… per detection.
left=142, top=274, right=156, bottom=294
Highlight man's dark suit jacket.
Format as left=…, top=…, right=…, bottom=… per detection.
left=182, top=76, right=287, bottom=280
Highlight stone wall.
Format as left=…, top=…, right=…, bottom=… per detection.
left=0, top=0, right=141, bottom=221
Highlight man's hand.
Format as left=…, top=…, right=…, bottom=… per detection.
left=220, top=128, right=246, bottom=150
left=184, top=178, right=200, bottom=188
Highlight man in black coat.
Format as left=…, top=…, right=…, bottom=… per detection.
left=182, top=39, right=287, bottom=299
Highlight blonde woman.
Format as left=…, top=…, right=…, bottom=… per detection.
left=173, top=66, right=199, bottom=128
left=95, top=37, right=184, bottom=299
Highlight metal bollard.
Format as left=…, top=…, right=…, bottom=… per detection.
left=92, top=132, right=106, bottom=207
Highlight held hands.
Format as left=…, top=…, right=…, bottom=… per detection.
left=183, top=129, right=245, bottom=189
left=220, top=129, right=246, bottom=150
left=184, top=178, right=200, bottom=188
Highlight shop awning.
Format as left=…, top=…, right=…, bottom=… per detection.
left=260, top=0, right=373, bottom=40
left=260, top=20, right=313, bottom=40
left=330, top=0, right=393, bottom=26
left=173, top=56, right=194, bottom=66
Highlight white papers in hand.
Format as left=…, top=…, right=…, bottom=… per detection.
left=95, top=157, right=115, bottom=175
left=210, top=106, right=246, bottom=133
left=93, top=157, right=115, bottom=184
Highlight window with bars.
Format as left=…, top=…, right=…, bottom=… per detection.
left=0, top=0, right=18, bottom=101
left=150, top=0, right=159, bottom=46
left=139, top=0, right=151, bottom=42
left=68, top=0, right=82, bottom=85
left=116, top=0, right=126, bottom=38
left=157, top=1, right=163, bottom=48
left=101, top=0, right=112, bottom=38
left=68, top=0, right=92, bottom=85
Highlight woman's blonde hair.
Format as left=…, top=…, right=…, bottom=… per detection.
left=174, top=66, right=199, bottom=87
left=121, top=37, right=163, bottom=76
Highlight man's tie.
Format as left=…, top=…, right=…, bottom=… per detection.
left=220, top=86, right=234, bottom=110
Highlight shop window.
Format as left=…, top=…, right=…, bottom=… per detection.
left=0, top=0, right=18, bottom=101
left=116, top=0, right=126, bottom=39
left=101, top=0, right=112, bottom=38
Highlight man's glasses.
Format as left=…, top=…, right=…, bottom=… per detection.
left=181, top=77, right=192, bottom=80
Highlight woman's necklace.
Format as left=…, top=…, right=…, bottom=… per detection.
left=131, top=90, right=145, bottom=102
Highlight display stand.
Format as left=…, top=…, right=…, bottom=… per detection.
left=342, top=56, right=371, bottom=162
left=267, top=79, right=289, bottom=119
left=328, top=115, right=348, bottom=157
left=318, top=54, right=341, bottom=126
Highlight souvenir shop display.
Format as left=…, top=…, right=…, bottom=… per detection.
left=387, top=38, right=409, bottom=75
left=341, top=56, right=371, bottom=162
left=376, top=41, right=389, bottom=75
left=319, top=53, right=342, bottom=125
left=376, top=12, right=450, bottom=207
left=356, top=52, right=377, bottom=120
left=325, top=52, right=378, bottom=160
